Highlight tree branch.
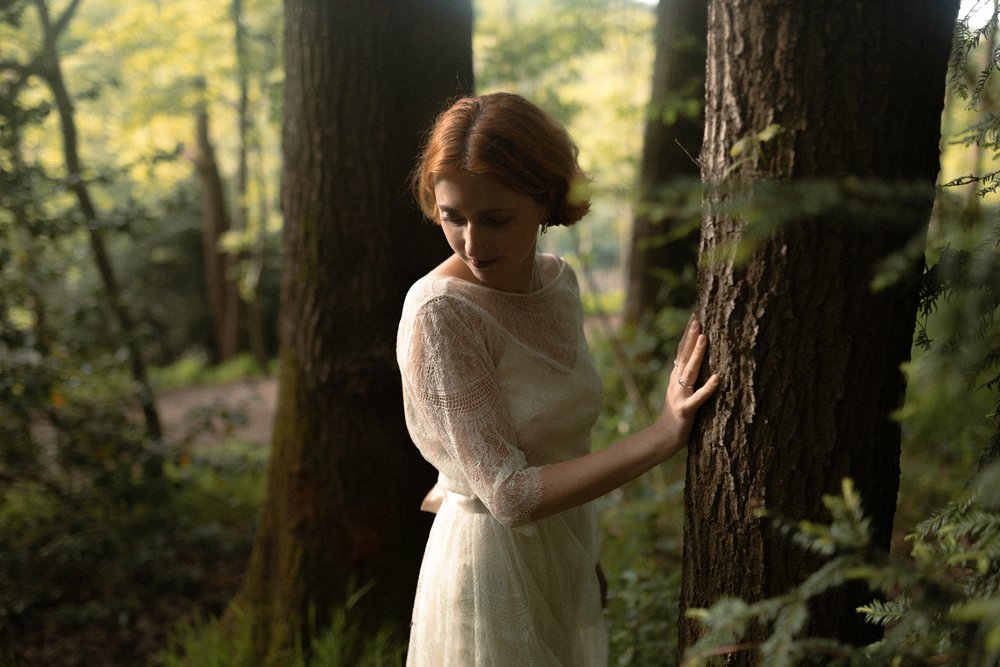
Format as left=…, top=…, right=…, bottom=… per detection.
left=51, top=0, right=84, bottom=39
left=31, top=0, right=84, bottom=42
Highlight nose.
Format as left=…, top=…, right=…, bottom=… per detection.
left=464, top=221, right=487, bottom=258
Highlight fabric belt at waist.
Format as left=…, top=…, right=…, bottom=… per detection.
left=445, top=489, right=489, bottom=514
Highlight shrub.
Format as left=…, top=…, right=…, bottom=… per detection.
left=683, top=472, right=1000, bottom=666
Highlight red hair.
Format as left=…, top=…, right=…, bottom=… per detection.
left=412, top=92, right=590, bottom=227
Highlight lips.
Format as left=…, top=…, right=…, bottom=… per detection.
left=469, top=258, right=499, bottom=270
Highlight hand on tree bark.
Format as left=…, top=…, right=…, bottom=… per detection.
left=654, top=316, right=719, bottom=460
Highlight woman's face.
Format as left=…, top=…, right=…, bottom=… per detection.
left=433, top=171, right=547, bottom=293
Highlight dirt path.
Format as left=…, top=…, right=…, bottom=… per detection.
left=157, top=376, right=277, bottom=447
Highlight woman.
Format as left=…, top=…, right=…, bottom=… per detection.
left=397, top=92, right=719, bottom=666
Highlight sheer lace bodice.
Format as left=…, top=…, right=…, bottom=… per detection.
left=397, top=257, right=603, bottom=527
left=398, top=255, right=607, bottom=666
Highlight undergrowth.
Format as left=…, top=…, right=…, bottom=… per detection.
left=682, top=471, right=1000, bottom=666
left=0, top=438, right=265, bottom=665
left=159, top=589, right=408, bottom=667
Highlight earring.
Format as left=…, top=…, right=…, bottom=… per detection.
left=540, top=222, right=549, bottom=235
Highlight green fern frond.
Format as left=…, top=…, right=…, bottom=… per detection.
left=687, top=474, right=1000, bottom=666
left=910, top=495, right=978, bottom=539
left=797, top=556, right=853, bottom=599
left=859, top=596, right=910, bottom=626
left=950, top=597, right=1000, bottom=625
left=948, top=528, right=1000, bottom=574
left=790, top=519, right=839, bottom=556
left=683, top=597, right=755, bottom=662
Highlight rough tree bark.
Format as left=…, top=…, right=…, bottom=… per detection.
left=229, top=0, right=472, bottom=660
left=624, top=0, right=706, bottom=324
left=679, top=1, right=961, bottom=659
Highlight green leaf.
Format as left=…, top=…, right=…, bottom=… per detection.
left=758, top=123, right=782, bottom=142
left=730, top=136, right=753, bottom=158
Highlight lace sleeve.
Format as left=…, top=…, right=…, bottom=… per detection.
left=398, top=293, right=543, bottom=528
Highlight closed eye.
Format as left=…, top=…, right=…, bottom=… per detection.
left=439, top=214, right=510, bottom=227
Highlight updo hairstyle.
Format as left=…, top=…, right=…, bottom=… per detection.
left=412, top=92, right=590, bottom=227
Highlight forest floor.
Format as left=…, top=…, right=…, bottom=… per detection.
left=158, top=376, right=278, bottom=447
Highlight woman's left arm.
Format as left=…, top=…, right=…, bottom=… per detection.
left=530, top=317, right=719, bottom=521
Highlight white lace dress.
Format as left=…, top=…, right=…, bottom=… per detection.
left=397, top=256, right=607, bottom=666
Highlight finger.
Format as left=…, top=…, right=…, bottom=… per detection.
left=685, top=373, right=721, bottom=407
left=675, top=316, right=702, bottom=367
left=688, top=332, right=708, bottom=371
left=676, top=312, right=695, bottom=352
left=677, top=334, right=707, bottom=390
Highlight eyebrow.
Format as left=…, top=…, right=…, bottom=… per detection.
left=438, top=205, right=518, bottom=215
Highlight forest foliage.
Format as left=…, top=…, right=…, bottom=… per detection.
left=1, top=0, right=999, bottom=665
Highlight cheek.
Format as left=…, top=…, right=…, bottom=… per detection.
left=441, top=226, right=464, bottom=252
left=516, top=224, right=541, bottom=249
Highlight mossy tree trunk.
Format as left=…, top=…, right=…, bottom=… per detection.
left=230, top=0, right=472, bottom=660
left=624, top=0, right=707, bottom=324
left=679, top=0, right=960, bottom=658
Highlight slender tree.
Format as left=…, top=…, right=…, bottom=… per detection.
left=624, top=0, right=706, bottom=324
left=32, top=0, right=162, bottom=439
left=229, top=1, right=472, bottom=659
left=679, top=1, right=961, bottom=658
left=193, top=92, right=241, bottom=363
left=230, top=0, right=272, bottom=369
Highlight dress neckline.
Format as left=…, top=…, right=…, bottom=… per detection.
left=431, top=254, right=567, bottom=298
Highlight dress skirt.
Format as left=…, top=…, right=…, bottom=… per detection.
left=406, top=491, right=607, bottom=666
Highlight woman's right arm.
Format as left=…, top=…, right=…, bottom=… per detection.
left=399, top=292, right=545, bottom=528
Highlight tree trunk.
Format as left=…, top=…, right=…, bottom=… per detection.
left=194, top=102, right=241, bottom=363
left=624, top=0, right=706, bottom=324
left=679, top=0, right=960, bottom=658
left=247, top=125, right=273, bottom=369
left=231, top=0, right=271, bottom=370
left=35, top=0, right=162, bottom=440
left=230, top=0, right=471, bottom=659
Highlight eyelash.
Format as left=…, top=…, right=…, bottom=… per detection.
left=441, top=215, right=510, bottom=227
